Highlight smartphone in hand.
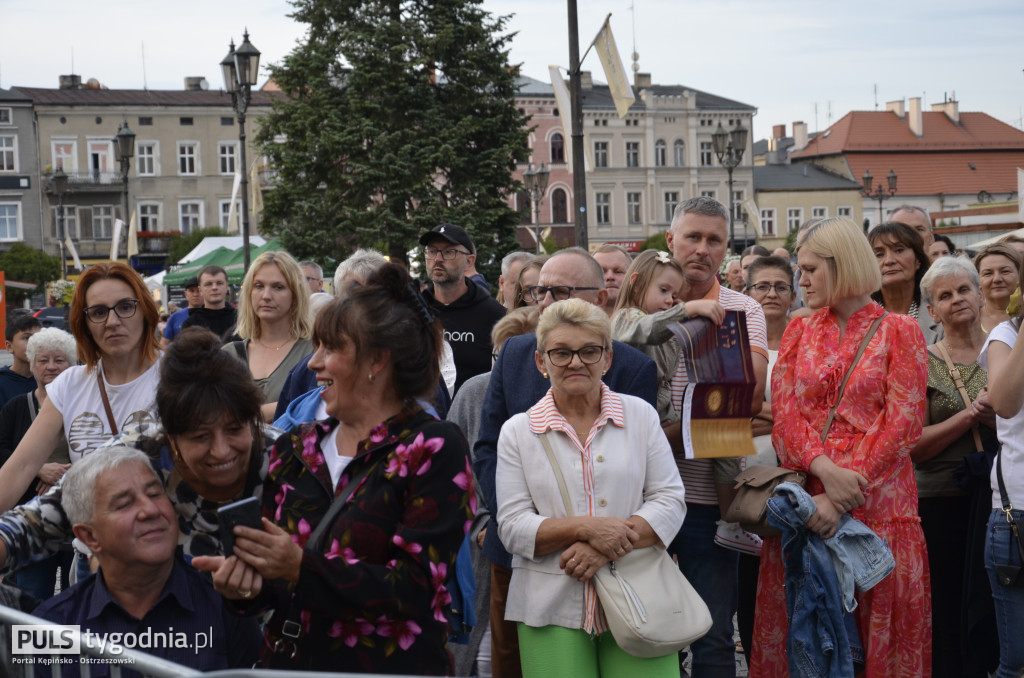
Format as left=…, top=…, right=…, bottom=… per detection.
left=217, top=496, right=263, bottom=556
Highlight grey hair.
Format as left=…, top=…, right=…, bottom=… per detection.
left=61, top=446, right=156, bottom=526
left=298, top=261, right=324, bottom=280
left=501, top=251, right=534, bottom=276
left=333, top=248, right=388, bottom=293
left=920, top=254, right=979, bottom=306
left=547, top=247, right=606, bottom=288
left=893, top=204, right=932, bottom=223
left=671, top=196, right=729, bottom=226
left=26, top=328, right=77, bottom=365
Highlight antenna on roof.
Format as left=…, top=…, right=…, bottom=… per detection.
left=828, top=100, right=832, bottom=126
left=873, top=84, right=878, bottom=110
left=814, top=102, right=818, bottom=133
left=629, top=1, right=639, bottom=75
left=142, top=41, right=148, bottom=91
left=71, top=47, right=75, bottom=75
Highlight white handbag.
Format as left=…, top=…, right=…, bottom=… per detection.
left=538, top=433, right=712, bottom=658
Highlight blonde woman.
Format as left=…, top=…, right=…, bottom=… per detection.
left=226, top=251, right=313, bottom=421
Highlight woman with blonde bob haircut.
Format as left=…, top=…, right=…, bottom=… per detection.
left=227, top=250, right=313, bottom=421
left=752, top=216, right=932, bottom=677
left=497, top=297, right=685, bottom=678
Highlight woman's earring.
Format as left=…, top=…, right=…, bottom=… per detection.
left=602, top=370, right=607, bottom=375
left=542, top=372, right=548, bottom=379
left=368, top=372, right=374, bottom=382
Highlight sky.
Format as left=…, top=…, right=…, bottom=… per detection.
left=2, top=0, right=1022, bottom=142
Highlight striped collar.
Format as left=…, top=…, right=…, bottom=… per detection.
left=528, top=383, right=625, bottom=434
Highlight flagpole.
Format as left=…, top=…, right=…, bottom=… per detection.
left=568, top=0, right=589, bottom=249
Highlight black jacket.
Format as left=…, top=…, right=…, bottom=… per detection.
left=424, top=278, right=505, bottom=394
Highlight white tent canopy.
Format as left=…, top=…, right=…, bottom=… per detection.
left=964, top=227, right=1024, bottom=250
left=178, top=236, right=266, bottom=264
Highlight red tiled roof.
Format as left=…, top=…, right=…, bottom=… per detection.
left=845, top=152, right=1024, bottom=196
left=792, top=110, right=1024, bottom=156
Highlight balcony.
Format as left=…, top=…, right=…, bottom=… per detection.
left=43, top=170, right=124, bottom=194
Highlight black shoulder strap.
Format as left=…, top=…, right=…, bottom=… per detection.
left=232, top=340, right=247, bottom=361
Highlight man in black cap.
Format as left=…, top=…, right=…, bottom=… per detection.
left=419, top=223, right=505, bottom=394
left=160, top=275, right=203, bottom=347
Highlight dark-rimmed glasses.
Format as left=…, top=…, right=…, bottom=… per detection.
left=84, top=299, right=140, bottom=324
left=527, top=285, right=599, bottom=302
left=424, top=247, right=470, bottom=261
left=747, top=282, right=794, bottom=296
left=544, top=345, right=605, bottom=367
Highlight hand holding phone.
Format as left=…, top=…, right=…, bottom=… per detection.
left=217, top=496, right=263, bottom=556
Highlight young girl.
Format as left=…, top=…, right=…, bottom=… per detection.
left=611, top=249, right=762, bottom=555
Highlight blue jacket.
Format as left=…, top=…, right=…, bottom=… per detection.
left=767, top=482, right=894, bottom=678
left=472, top=333, right=657, bottom=569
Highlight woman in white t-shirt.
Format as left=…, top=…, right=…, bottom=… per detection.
left=978, top=302, right=1024, bottom=678
left=0, top=262, right=162, bottom=513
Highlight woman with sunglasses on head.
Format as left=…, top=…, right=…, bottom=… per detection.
left=0, top=262, right=162, bottom=514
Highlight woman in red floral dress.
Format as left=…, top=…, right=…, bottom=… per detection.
left=750, top=217, right=931, bottom=677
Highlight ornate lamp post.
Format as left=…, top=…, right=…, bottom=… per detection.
left=861, top=168, right=898, bottom=226
left=222, top=30, right=261, bottom=273
left=52, top=166, right=69, bottom=281
left=115, top=120, right=135, bottom=234
left=711, top=122, right=748, bottom=254
left=523, top=162, right=550, bottom=254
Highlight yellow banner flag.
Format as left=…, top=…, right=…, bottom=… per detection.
left=250, top=160, right=263, bottom=215
left=591, top=16, right=635, bottom=118
left=127, top=210, right=139, bottom=259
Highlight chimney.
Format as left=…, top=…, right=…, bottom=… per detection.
left=931, top=93, right=960, bottom=124
left=772, top=124, right=786, bottom=142
left=59, top=74, right=82, bottom=90
left=633, top=72, right=651, bottom=89
left=792, top=121, right=808, bottom=151
left=580, top=71, right=593, bottom=89
left=183, top=77, right=207, bottom=91
left=885, top=99, right=906, bottom=118
left=908, top=97, right=923, bottom=137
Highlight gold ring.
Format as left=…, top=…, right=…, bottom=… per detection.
left=238, top=589, right=252, bottom=599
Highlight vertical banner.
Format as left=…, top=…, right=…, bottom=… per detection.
left=591, top=16, right=636, bottom=118
left=0, top=271, right=6, bottom=343
left=127, top=210, right=139, bottom=260
left=109, top=219, right=124, bottom=261
left=228, top=171, right=242, bottom=233
left=66, top=237, right=83, bottom=271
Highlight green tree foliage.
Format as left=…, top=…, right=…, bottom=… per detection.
left=256, top=0, right=531, bottom=284
left=639, top=231, right=668, bottom=252
left=167, top=227, right=229, bottom=266
left=0, top=243, right=61, bottom=305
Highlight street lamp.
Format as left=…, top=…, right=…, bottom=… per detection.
left=52, top=166, right=69, bottom=282
left=523, top=162, right=550, bottom=253
left=115, top=119, right=135, bottom=250
left=222, top=30, right=261, bottom=273
left=861, top=168, right=898, bottom=226
left=712, top=122, right=748, bottom=254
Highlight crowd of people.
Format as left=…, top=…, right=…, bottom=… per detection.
left=0, top=198, right=1022, bottom=678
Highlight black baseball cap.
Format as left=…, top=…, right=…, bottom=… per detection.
left=419, top=223, right=474, bottom=253
left=183, top=276, right=200, bottom=289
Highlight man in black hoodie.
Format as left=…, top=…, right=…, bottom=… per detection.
left=420, top=223, right=505, bottom=395
left=181, top=265, right=237, bottom=341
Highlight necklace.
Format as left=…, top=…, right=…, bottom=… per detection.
left=257, top=338, right=292, bottom=351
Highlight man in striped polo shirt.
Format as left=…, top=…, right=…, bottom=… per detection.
left=663, top=196, right=769, bottom=678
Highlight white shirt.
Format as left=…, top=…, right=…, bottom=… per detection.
left=47, top=359, right=161, bottom=462
left=979, top=321, right=1024, bottom=509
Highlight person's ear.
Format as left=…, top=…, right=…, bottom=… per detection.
left=72, top=524, right=102, bottom=555
left=629, top=272, right=640, bottom=287
left=595, top=289, right=609, bottom=307
left=535, top=351, right=548, bottom=379
left=4, top=341, right=12, bottom=353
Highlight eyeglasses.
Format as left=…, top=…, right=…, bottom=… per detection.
left=544, top=345, right=606, bottom=367
left=747, top=282, right=794, bottom=296
left=424, top=247, right=470, bottom=261
left=305, top=276, right=322, bottom=283
left=527, top=285, right=600, bottom=302
left=84, top=299, right=140, bottom=324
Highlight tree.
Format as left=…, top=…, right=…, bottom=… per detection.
left=0, top=244, right=61, bottom=306
left=256, top=0, right=531, bottom=284
left=167, top=227, right=228, bottom=266
left=639, top=231, right=668, bottom=252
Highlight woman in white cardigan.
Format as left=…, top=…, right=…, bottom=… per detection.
left=496, top=298, right=685, bottom=677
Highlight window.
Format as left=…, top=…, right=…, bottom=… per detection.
left=787, top=207, right=803, bottom=232
left=760, top=208, right=776, bottom=236
left=700, top=142, right=713, bottom=166
left=594, top=141, right=608, bottom=168
left=218, top=142, right=237, bottom=175
left=654, top=140, right=666, bottom=167
left=138, top=117, right=153, bottom=126
left=92, top=206, right=114, bottom=240
left=138, top=203, right=160, bottom=231
left=674, top=140, right=685, bottom=167
left=625, top=142, right=639, bottom=168
left=701, top=190, right=716, bottom=199
left=0, top=136, right=15, bottom=172
left=136, top=142, right=157, bottom=176
left=626, top=192, right=642, bottom=224
left=52, top=140, right=76, bottom=172
left=87, top=140, right=114, bottom=179
left=179, top=117, right=194, bottom=126
left=515, top=192, right=531, bottom=224
left=812, top=206, right=827, bottom=219
left=0, top=108, right=11, bottom=125
left=550, top=133, right=565, bottom=164
left=0, top=203, right=20, bottom=241
left=53, top=206, right=78, bottom=239
left=551, top=188, right=568, bottom=223
left=221, top=117, right=234, bottom=126
left=732, top=190, right=744, bottom=221
left=178, top=142, right=198, bottom=175
left=838, top=206, right=852, bottom=218
left=595, top=192, right=611, bottom=225
left=179, top=201, right=203, bottom=233
left=219, top=199, right=241, bottom=229
left=664, top=192, right=679, bottom=223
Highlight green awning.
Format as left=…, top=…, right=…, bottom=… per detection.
left=162, top=247, right=233, bottom=286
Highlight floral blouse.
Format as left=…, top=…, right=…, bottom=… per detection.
left=251, top=405, right=473, bottom=675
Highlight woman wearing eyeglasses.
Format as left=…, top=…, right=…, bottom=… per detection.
left=0, top=262, right=162, bottom=513
left=496, top=298, right=686, bottom=677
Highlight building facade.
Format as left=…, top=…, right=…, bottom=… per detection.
left=0, top=87, right=44, bottom=253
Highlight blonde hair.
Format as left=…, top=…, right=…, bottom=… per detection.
left=613, top=250, right=683, bottom=315
left=796, top=217, right=881, bottom=305
left=536, top=298, right=611, bottom=352
left=236, top=251, right=312, bottom=341
left=491, top=306, right=540, bottom=349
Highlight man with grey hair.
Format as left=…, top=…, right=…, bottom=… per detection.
left=891, top=204, right=934, bottom=249
left=299, top=260, right=325, bottom=294
left=32, top=447, right=260, bottom=674
left=498, top=251, right=534, bottom=309
left=332, top=248, right=388, bottom=293
left=473, top=247, right=657, bottom=678
left=664, top=195, right=769, bottom=678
